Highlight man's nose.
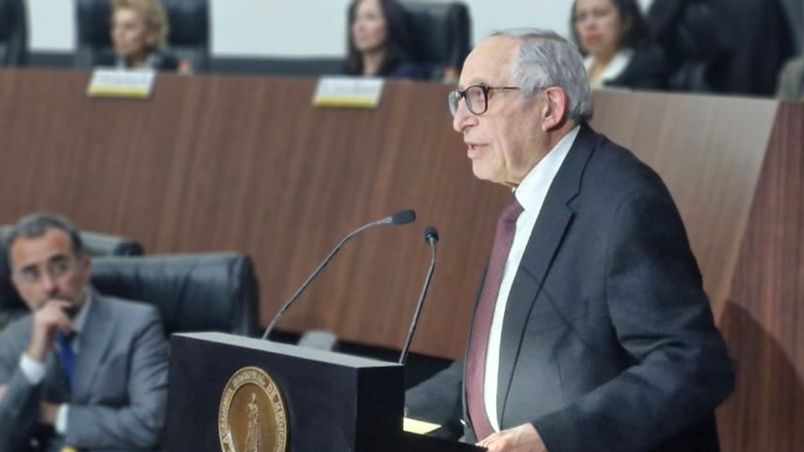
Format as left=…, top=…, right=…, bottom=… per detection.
left=452, top=99, right=475, bottom=133
left=40, top=273, right=58, bottom=295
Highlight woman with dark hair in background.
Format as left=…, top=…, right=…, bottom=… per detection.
left=343, top=0, right=431, bottom=79
left=571, top=0, right=669, bottom=90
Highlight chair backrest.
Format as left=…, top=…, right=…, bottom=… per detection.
left=404, top=1, right=471, bottom=73
left=648, top=0, right=730, bottom=92
left=74, top=0, right=209, bottom=71
left=0, top=0, right=26, bottom=66
left=91, top=253, right=259, bottom=337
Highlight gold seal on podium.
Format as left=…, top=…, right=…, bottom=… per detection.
left=219, top=366, right=288, bottom=452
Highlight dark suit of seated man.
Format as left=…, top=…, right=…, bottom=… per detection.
left=406, top=29, right=734, bottom=452
left=0, top=213, right=169, bottom=451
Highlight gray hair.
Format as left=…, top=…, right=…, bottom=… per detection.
left=5, top=213, right=85, bottom=259
left=493, top=28, right=593, bottom=122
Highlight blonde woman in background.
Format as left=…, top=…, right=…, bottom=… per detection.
left=110, top=0, right=191, bottom=73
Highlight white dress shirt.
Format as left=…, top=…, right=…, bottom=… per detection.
left=19, top=291, right=93, bottom=434
left=584, top=49, right=634, bottom=88
left=484, top=126, right=580, bottom=431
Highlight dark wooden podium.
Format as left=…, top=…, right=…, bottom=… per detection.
left=164, top=332, right=481, bottom=451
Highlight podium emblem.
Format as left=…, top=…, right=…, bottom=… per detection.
left=219, top=366, right=288, bottom=452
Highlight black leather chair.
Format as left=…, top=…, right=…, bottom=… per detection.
left=74, top=0, right=210, bottom=72
left=648, top=0, right=730, bottom=92
left=404, top=1, right=471, bottom=74
left=91, top=254, right=259, bottom=337
left=1, top=243, right=258, bottom=338
left=0, top=0, right=26, bottom=66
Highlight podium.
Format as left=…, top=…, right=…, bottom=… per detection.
left=164, top=332, right=482, bottom=451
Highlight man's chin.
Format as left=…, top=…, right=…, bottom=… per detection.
left=45, top=296, right=81, bottom=318
left=471, top=165, right=505, bottom=186
left=63, top=303, right=80, bottom=318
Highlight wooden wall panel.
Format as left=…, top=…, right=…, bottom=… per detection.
left=717, top=101, right=804, bottom=452
left=0, top=70, right=782, bottom=359
left=589, top=90, right=777, bottom=317
left=0, top=69, right=509, bottom=358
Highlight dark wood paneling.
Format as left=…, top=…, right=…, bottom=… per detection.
left=717, top=101, right=804, bottom=452
left=0, top=69, right=508, bottom=358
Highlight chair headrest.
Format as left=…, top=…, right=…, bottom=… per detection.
left=404, top=1, right=471, bottom=70
left=0, top=0, right=23, bottom=39
left=0, top=0, right=26, bottom=65
left=91, top=253, right=259, bottom=337
left=164, top=0, right=209, bottom=45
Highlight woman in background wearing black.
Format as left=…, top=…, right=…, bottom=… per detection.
left=343, top=0, right=431, bottom=80
left=571, top=0, right=669, bottom=90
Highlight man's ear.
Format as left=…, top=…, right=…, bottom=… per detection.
left=541, top=87, right=569, bottom=131
left=79, top=253, right=93, bottom=285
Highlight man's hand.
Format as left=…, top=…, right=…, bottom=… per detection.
left=39, top=402, right=60, bottom=426
left=477, top=423, right=547, bottom=452
left=27, top=300, right=73, bottom=363
left=0, top=384, right=6, bottom=400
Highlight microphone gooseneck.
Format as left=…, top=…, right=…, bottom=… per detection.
left=398, top=226, right=439, bottom=365
left=261, top=209, right=417, bottom=340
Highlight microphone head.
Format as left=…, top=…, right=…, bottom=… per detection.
left=391, top=209, right=416, bottom=225
left=424, top=226, right=439, bottom=242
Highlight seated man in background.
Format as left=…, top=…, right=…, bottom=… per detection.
left=0, top=213, right=169, bottom=451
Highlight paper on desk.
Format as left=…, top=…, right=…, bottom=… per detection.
left=403, top=417, right=441, bottom=435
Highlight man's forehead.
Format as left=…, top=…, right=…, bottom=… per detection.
left=10, top=229, right=75, bottom=268
left=459, top=36, right=519, bottom=87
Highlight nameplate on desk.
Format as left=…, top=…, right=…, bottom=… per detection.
left=87, top=68, right=156, bottom=98
left=313, top=76, right=384, bottom=108
left=403, top=417, right=441, bottom=435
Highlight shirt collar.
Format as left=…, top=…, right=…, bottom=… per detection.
left=514, top=125, right=580, bottom=211
left=584, top=49, right=634, bottom=86
left=71, top=288, right=94, bottom=336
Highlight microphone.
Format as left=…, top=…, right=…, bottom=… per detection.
left=261, top=209, right=416, bottom=340
left=398, top=226, right=439, bottom=365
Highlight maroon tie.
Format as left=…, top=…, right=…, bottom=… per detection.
left=466, top=197, right=524, bottom=440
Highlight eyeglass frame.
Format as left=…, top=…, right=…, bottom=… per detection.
left=448, top=83, right=521, bottom=117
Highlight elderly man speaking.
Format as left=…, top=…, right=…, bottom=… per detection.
left=407, top=29, right=734, bottom=452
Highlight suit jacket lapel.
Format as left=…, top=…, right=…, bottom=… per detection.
left=73, top=294, right=115, bottom=401
left=496, top=124, right=597, bottom=423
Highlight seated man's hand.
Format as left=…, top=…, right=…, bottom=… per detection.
left=39, top=402, right=60, bottom=426
left=477, top=423, right=546, bottom=452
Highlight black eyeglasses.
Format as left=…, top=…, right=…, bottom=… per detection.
left=448, top=84, right=520, bottom=116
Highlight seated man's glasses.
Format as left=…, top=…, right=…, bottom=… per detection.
left=448, top=84, right=520, bottom=116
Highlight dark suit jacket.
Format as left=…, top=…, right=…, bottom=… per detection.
left=408, top=124, right=734, bottom=452
left=0, top=292, right=169, bottom=451
left=604, top=47, right=671, bottom=91
left=92, top=49, right=180, bottom=72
